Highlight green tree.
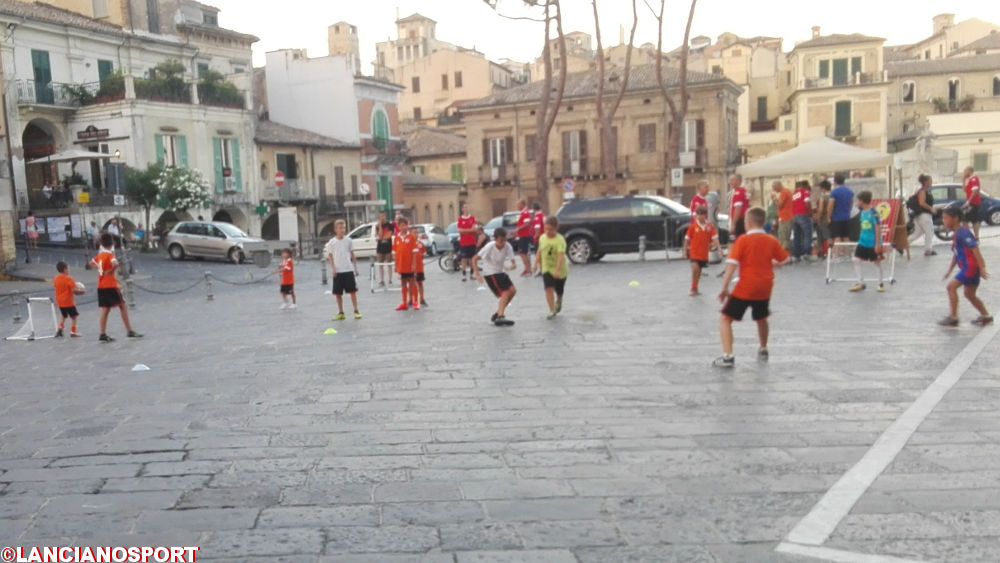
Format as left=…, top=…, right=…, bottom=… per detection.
left=155, top=166, right=213, bottom=213
left=124, top=163, right=163, bottom=249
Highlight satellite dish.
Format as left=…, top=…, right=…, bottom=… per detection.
left=359, top=183, right=370, bottom=195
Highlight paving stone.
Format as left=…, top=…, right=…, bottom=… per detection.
left=201, top=528, right=324, bottom=558
left=439, top=522, right=522, bottom=551
left=39, top=491, right=182, bottom=514
left=517, top=520, right=623, bottom=548
left=134, top=508, right=259, bottom=532
left=381, top=501, right=486, bottom=525
left=455, top=549, right=578, bottom=563
left=176, top=487, right=280, bottom=509
left=258, top=505, right=379, bottom=528
left=101, top=475, right=210, bottom=492
left=373, top=481, right=462, bottom=502
left=323, top=525, right=440, bottom=554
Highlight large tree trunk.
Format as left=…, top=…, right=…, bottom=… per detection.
left=533, top=0, right=567, bottom=212
left=652, top=0, right=698, bottom=197
left=592, top=0, right=637, bottom=194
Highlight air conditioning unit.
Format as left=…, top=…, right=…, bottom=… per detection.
left=223, top=177, right=235, bottom=193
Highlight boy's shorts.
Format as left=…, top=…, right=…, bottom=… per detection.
left=280, top=284, right=294, bottom=294
left=956, top=271, right=981, bottom=286
left=515, top=237, right=532, bottom=254
left=332, top=272, right=357, bottom=295
left=542, top=272, right=566, bottom=288
left=830, top=220, right=851, bottom=239
left=59, top=306, right=79, bottom=318
left=97, top=288, right=122, bottom=308
left=458, top=245, right=477, bottom=259
left=964, top=204, right=981, bottom=224
left=376, top=240, right=392, bottom=256
left=399, top=272, right=415, bottom=280
left=416, top=272, right=425, bottom=282
left=722, top=296, right=770, bottom=321
left=690, top=259, right=708, bottom=268
left=485, top=273, right=514, bottom=297
left=854, top=245, right=880, bottom=262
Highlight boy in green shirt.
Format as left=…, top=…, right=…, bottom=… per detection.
left=534, top=216, right=568, bottom=319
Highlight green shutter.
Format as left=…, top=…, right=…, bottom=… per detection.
left=378, top=175, right=392, bottom=213
left=832, top=59, right=848, bottom=86
left=154, top=134, right=165, bottom=165
left=212, top=137, right=224, bottom=193
left=851, top=57, right=862, bottom=75
left=98, top=60, right=114, bottom=83
left=230, top=138, right=242, bottom=193
left=835, top=101, right=852, bottom=137
left=819, top=60, right=829, bottom=79
left=176, top=135, right=188, bottom=167
left=450, top=163, right=464, bottom=183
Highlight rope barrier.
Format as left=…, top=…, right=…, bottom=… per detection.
left=131, top=278, right=204, bottom=295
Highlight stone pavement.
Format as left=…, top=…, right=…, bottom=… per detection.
left=1, top=230, right=1000, bottom=562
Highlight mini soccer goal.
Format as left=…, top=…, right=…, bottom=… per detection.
left=824, top=198, right=902, bottom=285
left=6, top=297, right=59, bottom=341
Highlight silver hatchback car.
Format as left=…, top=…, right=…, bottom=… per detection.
left=165, top=221, right=263, bottom=264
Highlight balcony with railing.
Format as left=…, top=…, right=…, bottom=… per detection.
left=799, top=70, right=887, bottom=90
left=260, top=179, right=317, bottom=202
left=13, top=75, right=247, bottom=111
left=677, top=147, right=709, bottom=170
left=826, top=122, right=862, bottom=141
left=750, top=118, right=778, bottom=132
left=478, top=163, right=516, bottom=185
left=319, top=193, right=369, bottom=215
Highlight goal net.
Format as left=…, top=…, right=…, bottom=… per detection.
left=6, top=297, right=59, bottom=341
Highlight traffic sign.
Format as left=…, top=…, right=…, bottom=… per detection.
left=274, top=170, right=285, bottom=188
left=77, top=191, right=90, bottom=204
left=562, top=178, right=575, bottom=192
left=670, top=168, right=684, bottom=188
left=359, top=183, right=370, bottom=196
left=113, top=194, right=125, bottom=206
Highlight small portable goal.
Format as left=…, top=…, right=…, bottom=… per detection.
left=6, top=297, right=59, bottom=341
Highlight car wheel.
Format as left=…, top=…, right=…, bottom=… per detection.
left=228, top=247, right=242, bottom=264
left=588, top=253, right=604, bottom=263
left=988, top=208, right=1000, bottom=226
left=567, top=236, right=594, bottom=264
left=168, top=244, right=185, bottom=261
left=431, top=243, right=438, bottom=256
left=934, top=225, right=954, bottom=242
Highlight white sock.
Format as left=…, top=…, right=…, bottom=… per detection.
left=876, top=262, right=883, bottom=284
left=852, top=257, right=862, bottom=282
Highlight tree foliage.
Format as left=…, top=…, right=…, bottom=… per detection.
left=125, top=163, right=164, bottom=249
left=155, top=167, right=213, bottom=212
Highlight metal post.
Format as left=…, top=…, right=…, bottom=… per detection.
left=11, top=295, right=21, bottom=323
left=204, top=271, right=214, bottom=301
left=321, top=259, right=328, bottom=286
left=638, top=235, right=646, bottom=261
left=125, top=278, right=135, bottom=310
left=663, top=215, right=671, bottom=263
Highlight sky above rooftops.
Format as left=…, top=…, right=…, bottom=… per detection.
left=205, top=0, right=1000, bottom=70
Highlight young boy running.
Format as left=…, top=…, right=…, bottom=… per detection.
left=414, top=235, right=428, bottom=306
left=326, top=220, right=361, bottom=320
left=393, top=217, right=419, bottom=310
left=91, top=233, right=142, bottom=342
left=849, top=191, right=884, bottom=293
left=939, top=206, right=992, bottom=326
left=473, top=227, right=518, bottom=326
left=274, top=248, right=296, bottom=309
left=683, top=206, right=721, bottom=296
left=715, top=207, right=788, bottom=367
left=535, top=216, right=568, bottom=319
left=53, top=261, right=85, bottom=337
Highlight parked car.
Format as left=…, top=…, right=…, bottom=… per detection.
left=413, top=224, right=450, bottom=255
left=165, top=221, right=264, bottom=264
left=346, top=222, right=379, bottom=258
left=926, top=183, right=1000, bottom=226
left=445, top=222, right=459, bottom=248
left=555, top=195, right=730, bottom=264
left=483, top=211, right=520, bottom=238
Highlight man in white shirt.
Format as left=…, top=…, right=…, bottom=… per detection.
left=473, top=227, right=518, bottom=326
left=325, top=219, right=361, bottom=320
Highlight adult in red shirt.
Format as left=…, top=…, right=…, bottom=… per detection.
left=514, top=199, right=533, bottom=276
left=728, top=174, right=748, bottom=240
left=531, top=202, right=545, bottom=247
left=791, top=180, right=813, bottom=261
left=456, top=203, right=478, bottom=281
left=690, top=180, right=710, bottom=217
left=963, top=166, right=983, bottom=238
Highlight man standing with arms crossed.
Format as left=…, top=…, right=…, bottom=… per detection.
left=728, top=174, right=748, bottom=241
left=690, top=180, right=710, bottom=217
left=456, top=203, right=477, bottom=282
left=514, top=199, right=533, bottom=276
left=962, top=166, right=983, bottom=239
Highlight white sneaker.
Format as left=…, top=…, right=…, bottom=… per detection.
left=280, top=303, right=289, bottom=309
left=288, top=304, right=298, bottom=310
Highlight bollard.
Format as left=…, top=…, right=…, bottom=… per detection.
left=638, top=235, right=647, bottom=261
left=11, top=295, right=21, bottom=323
left=125, top=278, right=136, bottom=310
left=204, top=271, right=214, bottom=301
left=321, top=260, right=328, bottom=286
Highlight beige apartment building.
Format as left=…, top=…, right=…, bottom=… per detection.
left=905, top=14, right=1000, bottom=61
left=374, top=13, right=458, bottom=81
left=461, top=65, right=741, bottom=217
left=404, top=126, right=467, bottom=185
left=328, top=21, right=361, bottom=71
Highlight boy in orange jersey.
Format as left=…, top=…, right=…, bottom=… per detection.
left=714, top=207, right=789, bottom=367
left=393, top=217, right=419, bottom=310
left=273, top=248, right=296, bottom=309
left=414, top=234, right=428, bottom=307
left=682, top=206, right=721, bottom=296
left=53, top=261, right=85, bottom=337
left=90, top=233, right=142, bottom=342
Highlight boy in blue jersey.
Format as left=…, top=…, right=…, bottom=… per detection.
left=849, top=191, right=884, bottom=292
left=939, top=206, right=992, bottom=327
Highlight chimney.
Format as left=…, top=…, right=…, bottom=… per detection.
left=811, top=26, right=821, bottom=38
left=933, top=13, right=955, bottom=35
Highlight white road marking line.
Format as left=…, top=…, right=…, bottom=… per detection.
left=784, top=324, right=1000, bottom=547
left=776, top=542, right=922, bottom=563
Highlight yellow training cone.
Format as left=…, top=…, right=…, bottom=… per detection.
left=628, top=281, right=640, bottom=287
left=324, top=328, right=338, bottom=335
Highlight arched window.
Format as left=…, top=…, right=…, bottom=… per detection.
left=437, top=203, right=444, bottom=227
left=448, top=203, right=455, bottom=224
left=424, top=204, right=431, bottom=224
left=901, top=80, right=915, bottom=103
left=993, top=75, right=1000, bottom=97
left=372, top=109, right=390, bottom=153
left=260, top=163, right=268, bottom=180
left=948, top=77, right=960, bottom=104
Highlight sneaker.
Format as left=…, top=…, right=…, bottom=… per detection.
left=287, top=304, right=297, bottom=310
left=490, top=312, right=499, bottom=323
left=937, top=316, right=959, bottom=327
left=127, top=330, right=143, bottom=338
left=924, top=250, right=937, bottom=256
left=280, top=303, right=289, bottom=310
left=849, top=283, right=866, bottom=292
left=420, top=299, right=428, bottom=306
left=354, top=311, right=362, bottom=320
left=712, top=355, right=735, bottom=368
left=972, top=316, right=994, bottom=327
left=758, top=348, right=769, bottom=362
left=70, top=330, right=81, bottom=337
left=555, top=298, right=562, bottom=313
left=334, top=312, right=346, bottom=321
left=395, top=303, right=409, bottom=311
left=99, top=333, right=114, bottom=343
left=379, top=281, right=386, bottom=288
left=494, top=316, right=515, bottom=326
left=462, top=274, right=467, bottom=282
left=547, top=310, right=557, bottom=320
left=412, top=302, right=421, bottom=311
left=55, top=328, right=64, bottom=338
left=877, top=283, right=885, bottom=293
left=689, top=290, right=700, bottom=297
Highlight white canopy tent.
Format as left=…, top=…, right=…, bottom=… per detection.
left=736, top=137, right=893, bottom=178
left=27, top=149, right=115, bottom=164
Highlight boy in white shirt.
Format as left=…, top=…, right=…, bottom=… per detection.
left=325, top=220, right=361, bottom=320
left=472, top=227, right=518, bottom=326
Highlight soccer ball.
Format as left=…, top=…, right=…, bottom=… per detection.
left=75, top=282, right=85, bottom=292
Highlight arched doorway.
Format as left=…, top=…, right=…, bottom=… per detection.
left=213, top=210, right=233, bottom=224
left=261, top=209, right=307, bottom=240
left=154, top=210, right=193, bottom=231
left=212, top=207, right=249, bottom=231
left=22, top=120, right=59, bottom=209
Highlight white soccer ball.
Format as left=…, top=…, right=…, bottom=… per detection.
left=75, top=282, right=85, bottom=292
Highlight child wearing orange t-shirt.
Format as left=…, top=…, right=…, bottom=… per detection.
left=393, top=217, right=418, bottom=310
left=715, top=207, right=789, bottom=367
left=274, top=248, right=296, bottom=309
left=53, top=261, right=85, bottom=337
left=414, top=237, right=427, bottom=307
left=90, top=233, right=141, bottom=342
left=682, top=205, right=721, bottom=296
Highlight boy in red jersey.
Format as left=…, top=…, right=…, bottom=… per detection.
left=90, top=233, right=141, bottom=342
left=53, top=261, right=85, bottom=337
left=714, top=207, right=788, bottom=367
left=393, top=217, right=419, bottom=310
left=456, top=203, right=477, bottom=281
left=274, top=248, right=296, bottom=309
left=414, top=235, right=427, bottom=307
left=682, top=206, right=720, bottom=296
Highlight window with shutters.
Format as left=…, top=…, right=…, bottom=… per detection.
left=455, top=71, right=463, bottom=88
left=372, top=109, right=390, bottom=152
left=450, top=163, right=464, bottom=183
left=948, top=78, right=960, bottom=104
left=146, top=0, right=159, bottom=33
left=413, top=107, right=422, bottom=121
left=98, top=59, right=114, bottom=84
left=413, top=165, right=426, bottom=175
left=819, top=60, right=829, bottom=79
left=154, top=134, right=186, bottom=168
left=197, top=62, right=209, bottom=78
left=334, top=166, right=345, bottom=200
left=638, top=123, right=656, bottom=153
left=351, top=174, right=358, bottom=194
left=973, top=153, right=989, bottom=172
left=850, top=57, right=861, bottom=76
left=679, top=120, right=704, bottom=167
left=486, top=138, right=509, bottom=167
left=524, top=134, right=536, bottom=162
left=994, top=75, right=1000, bottom=97
left=275, top=153, right=298, bottom=179
left=902, top=81, right=915, bottom=103
left=561, top=130, right=587, bottom=176
left=834, top=101, right=852, bottom=137
left=411, top=76, right=420, bottom=93
left=441, top=74, right=448, bottom=90
left=424, top=204, right=431, bottom=223
left=483, top=137, right=513, bottom=181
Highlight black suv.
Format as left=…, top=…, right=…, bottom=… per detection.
left=555, top=195, right=729, bottom=264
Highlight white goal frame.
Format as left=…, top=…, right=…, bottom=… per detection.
left=825, top=242, right=897, bottom=285
left=6, top=297, right=59, bottom=341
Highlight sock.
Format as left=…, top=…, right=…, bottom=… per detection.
left=401, top=287, right=407, bottom=303
left=876, top=262, right=884, bottom=285
left=852, top=258, right=862, bottom=282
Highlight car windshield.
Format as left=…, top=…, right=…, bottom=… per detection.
left=445, top=223, right=458, bottom=234
left=485, top=217, right=502, bottom=229
left=216, top=223, right=249, bottom=238
left=643, top=195, right=691, bottom=215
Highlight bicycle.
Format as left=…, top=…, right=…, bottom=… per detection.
left=438, top=250, right=460, bottom=273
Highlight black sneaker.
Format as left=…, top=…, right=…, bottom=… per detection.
left=493, top=316, right=515, bottom=326
left=712, top=355, right=735, bottom=368
left=490, top=312, right=499, bottom=323
left=757, top=348, right=769, bottom=362
left=99, top=334, right=114, bottom=343
left=555, top=298, right=562, bottom=313
left=55, top=328, right=64, bottom=338
left=937, top=316, right=959, bottom=327
left=127, top=330, right=143, bottom=338
left=972, top=316, right=994, bottom=327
